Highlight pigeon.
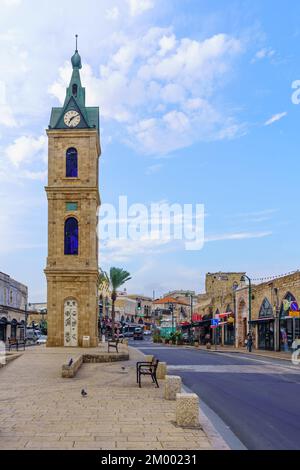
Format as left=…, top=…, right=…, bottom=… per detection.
left=81, top=389, right=87, bottom=397
left=68, top=358, right=73, bottom=367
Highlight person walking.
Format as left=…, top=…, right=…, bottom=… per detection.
left=247, top=332, right=253, bottom=353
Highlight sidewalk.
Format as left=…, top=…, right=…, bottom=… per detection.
left=194, top=344, right=293, bottom=361
left=0, top=344, right=215, bottom=450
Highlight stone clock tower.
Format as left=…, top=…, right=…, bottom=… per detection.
left=45, top=43, right=100, bottom=347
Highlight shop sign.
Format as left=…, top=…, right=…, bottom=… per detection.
left=289, top=310, right=300, bottom=318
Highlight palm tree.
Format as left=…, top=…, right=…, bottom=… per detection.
left=99, top=267, right=131, bottom=339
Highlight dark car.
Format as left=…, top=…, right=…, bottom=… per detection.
left=133, top=327, right=144, bottom=340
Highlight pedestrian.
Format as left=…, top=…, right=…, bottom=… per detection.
left=292, top=336, right=300, bottom=351
left=246, top=333, right=253, bottom=353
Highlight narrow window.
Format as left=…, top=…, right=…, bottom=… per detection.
left=66, top=148, right=78, bottom=178
left=72, top=84, right=78, bottom=97
left=64, top=217, right=79, bottom=255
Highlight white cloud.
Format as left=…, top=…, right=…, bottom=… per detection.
left=49, top=29, right=244, bottom=155
left=105, top=6, right=119, bottom=20
left=127, top=0, right=154, bottom=16
left=1, top=0, right=22, bottom=5
left=0, top=81, right=17, bottom=127
left=205, top=231, right=272, bottom=242
left=264, top=112, right=287, bottom=126
left=5, top=135, right=47, bottom=167
left=252, top=47, right=275, bottom=62
left=145, top=163, right=163, bottom=175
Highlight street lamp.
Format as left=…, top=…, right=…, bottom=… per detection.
left=241, top=275, right=252, bottom=334
left=169, top=303, right=174, bottom=331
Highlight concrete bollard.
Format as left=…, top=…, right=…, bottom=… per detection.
left=157, top=361, right=167, bottom=379
left=145, top=355, right=154, bottom=363
left=164, top=375, right=182, bottom=400
left=176, top=393, right=200, bottom=428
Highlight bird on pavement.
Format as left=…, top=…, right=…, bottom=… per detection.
left=68, top=358, right=73, bottom=367
left=81, top=389, right=87, bottom=397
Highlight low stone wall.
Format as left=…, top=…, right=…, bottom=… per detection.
left=62, top=355, right=83, bottom=378
left=62, top=351, right=130, bottom=378
left=0, top=352, right=23, bottom=369
left=83, top=353, right=129, bottom=363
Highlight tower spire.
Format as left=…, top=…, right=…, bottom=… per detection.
left=71, top=35, right=82, bottom=69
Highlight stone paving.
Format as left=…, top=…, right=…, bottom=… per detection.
left=0, top=345, right=214, bottom=450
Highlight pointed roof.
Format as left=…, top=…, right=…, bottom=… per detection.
left=49, top=37, right=99, bottom=132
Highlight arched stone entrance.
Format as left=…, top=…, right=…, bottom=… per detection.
left=64, top=299, right=78, bottom=347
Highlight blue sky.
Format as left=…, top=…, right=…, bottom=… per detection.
left=0, top=0, right=300, bottom=300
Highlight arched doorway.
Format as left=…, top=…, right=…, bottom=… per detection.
left=64, top=299, right=78, bottom=347
left=224, top=304, right=235, bottom=345
left=257, top=298, right=274, bottom=351
left=10, top=319, right=17, bottom=339
left=0, top=317, right=7, bottom=342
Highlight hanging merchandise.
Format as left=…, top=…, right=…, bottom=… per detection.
left=283, top=300, right=291, bottom=311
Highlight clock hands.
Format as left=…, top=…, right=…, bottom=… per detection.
left=69, top=114, right=78, bottom=124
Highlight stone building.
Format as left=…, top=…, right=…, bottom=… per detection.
left=0, top=272, right=28, bottom=342
left=152, top=296, right=190, bottom=328
left=235, top=271, right=300, bottom=352
left=45, top=44, right=101, bottom=347
left=27, top=302, right=47, bottom=327
left=195, top=270, right=300, bottom=352
left=195, top=272, right=245, bottom=345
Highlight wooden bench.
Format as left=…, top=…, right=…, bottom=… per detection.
left=136, top=357, right=160, bottom=388
left=108, top=338, right=120, bottom=353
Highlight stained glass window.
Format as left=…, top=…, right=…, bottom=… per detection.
left=66, top=147, right=78, bottom=177
left=64, top=217, right=78, bottom=255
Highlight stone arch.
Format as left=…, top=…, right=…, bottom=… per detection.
left=280, top=291, right=297, bottom=317
left=64, top=298, right=78, bottom=347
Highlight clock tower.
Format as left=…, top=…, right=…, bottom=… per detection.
left=45, top=42, right=100, bottom=347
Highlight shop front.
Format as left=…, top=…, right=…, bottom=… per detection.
left=257, top=318, right=274, bottom=350
left=279, top=293, right=299, bottom=352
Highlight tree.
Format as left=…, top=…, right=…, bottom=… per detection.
left=99, top=267, right=131, bottom=339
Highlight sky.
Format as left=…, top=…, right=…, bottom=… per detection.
left=0, top=0, right=300, bottom=301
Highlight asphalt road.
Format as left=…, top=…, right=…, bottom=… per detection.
left=130, top=338, right=300, bottom=450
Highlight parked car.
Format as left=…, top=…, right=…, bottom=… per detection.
left=36, top=335, right=47, bottom=345
left=26, top=329, right=41, bottom=342
left=133, top=327, right=144, bottom=340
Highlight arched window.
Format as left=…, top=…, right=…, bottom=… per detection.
left=280, top=292, right=297, bottom=317
left=259, top=298, right=273, bottom=318
left=64, top=217, right=78, bottom=255
left=72, top=84, right=78, bottom=97
left=66, top=147, right=78, bottom=178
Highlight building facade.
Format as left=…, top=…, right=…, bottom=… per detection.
left=0, top=272, right=28, bottom=342
left=235, top=271, right=300, bottom=352
left=45, top=45, right=101, bottom=347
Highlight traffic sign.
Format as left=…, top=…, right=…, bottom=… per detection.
left=211, top=318, right=219, bottom=327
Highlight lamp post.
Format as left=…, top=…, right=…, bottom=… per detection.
left=169, top=303, right=174, bottom=332
left=241, top=275, right=252, bottom=334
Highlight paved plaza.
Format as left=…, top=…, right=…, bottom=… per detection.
left=0, top=345, right=214, bottom=450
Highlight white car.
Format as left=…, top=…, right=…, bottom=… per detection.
left=36, top=335, right=47, bottom=345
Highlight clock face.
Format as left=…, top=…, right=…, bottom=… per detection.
left=64, top=110, right=81, bottom=128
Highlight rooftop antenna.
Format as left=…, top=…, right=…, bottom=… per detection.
left=75, top=34, right=78, bottom=52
